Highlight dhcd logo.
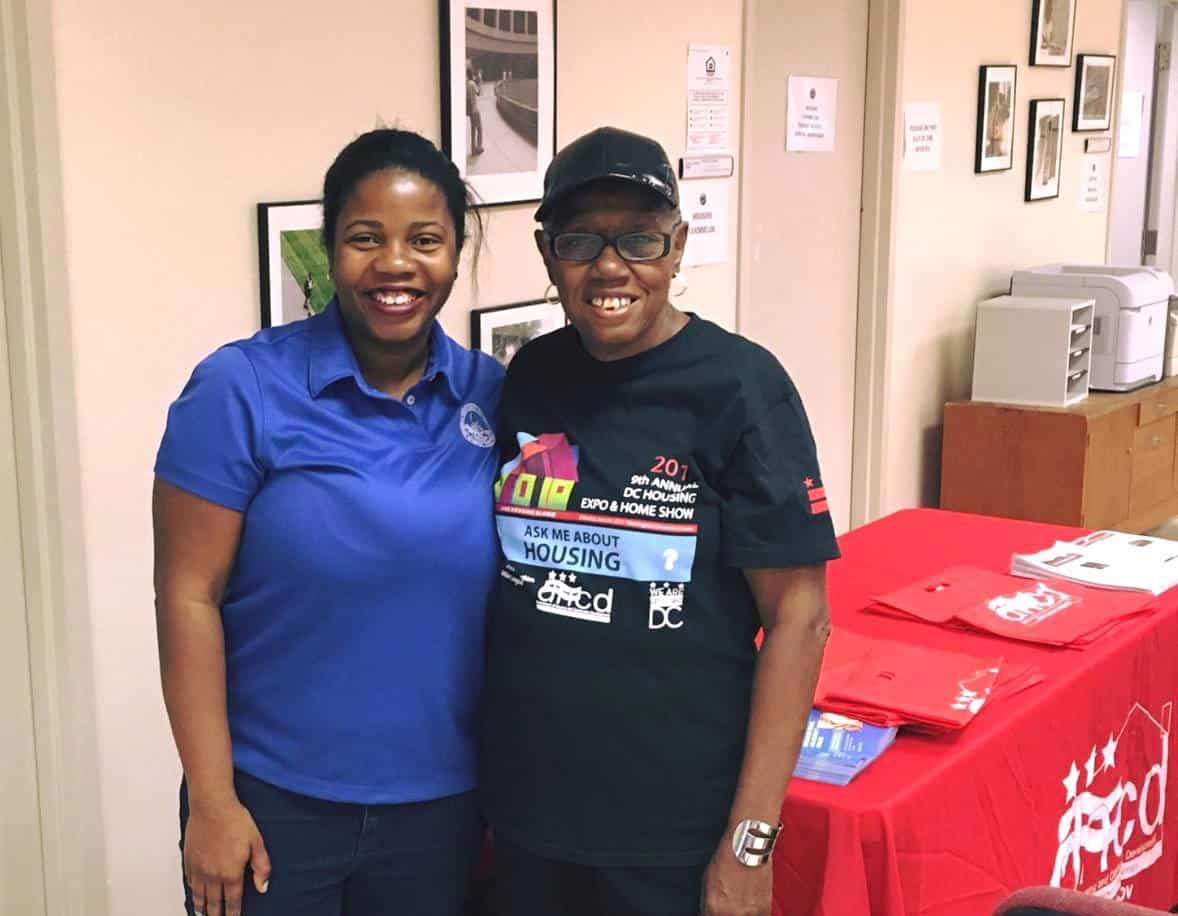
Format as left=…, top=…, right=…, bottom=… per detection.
left=536, top=571, right=613, bottom=624
left=1051, top=701, right=1172, bottom=900
left=987, top=582, right=1074, bottom=627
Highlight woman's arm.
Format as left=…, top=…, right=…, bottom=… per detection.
left=153, top=478, right=270, bottom=916
left=700, top=563, right=831, bottom=916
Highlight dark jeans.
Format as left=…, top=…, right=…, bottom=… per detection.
left=470, top=113, right=483, bottom=152
left=179, top=770, right=480, bottom=916
left=492, top=836, right=705, bottom=916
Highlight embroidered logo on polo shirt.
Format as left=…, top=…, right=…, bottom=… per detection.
left=460, top=403, right=495, bottom=448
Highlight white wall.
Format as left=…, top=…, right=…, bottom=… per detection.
left=881, top=0, right=1125, bottom=511
left=43, top=0, right=741, bottom=912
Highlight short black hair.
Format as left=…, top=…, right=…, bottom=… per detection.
left=322, top=128, right=481, bottom=262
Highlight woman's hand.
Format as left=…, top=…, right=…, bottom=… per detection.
left=699, top=847, right=772, bottom=916
left=183, top=798, right=271, bottom=916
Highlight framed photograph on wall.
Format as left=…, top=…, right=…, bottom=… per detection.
left=1073, top=54, right=1117, bottom=131
left=440, top=0, right=557, bottom=207
left=1026, top=98, right=1066, bottom=201
left=257, top=200, right=334, bottom=328
left=1029, top=0, right=1076, bottom=67
left=975, top=65, right=1017, bottom=173
left=470, top=299, right=565, bottom=367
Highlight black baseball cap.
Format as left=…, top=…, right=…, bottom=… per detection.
left=534, top=126, right=679, bottom=223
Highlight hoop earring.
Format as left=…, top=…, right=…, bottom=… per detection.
left=671, top=272, right=689, bottom=299
left=544, top=283, right=561, bottom=305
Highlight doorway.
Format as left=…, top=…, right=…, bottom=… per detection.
left=737, top=0, right=870, bottom=534
left=1108, top=0, right=1176, bottom=268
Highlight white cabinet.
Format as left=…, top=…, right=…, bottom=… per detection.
left=971, top=295, right=1096, bottom=407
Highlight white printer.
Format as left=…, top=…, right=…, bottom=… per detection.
left=1010, top=265, right=1174, bottom=391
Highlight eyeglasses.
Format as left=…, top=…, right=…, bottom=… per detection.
left=547, top=223, right=681, bottom=262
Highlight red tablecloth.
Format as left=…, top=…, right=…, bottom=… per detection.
left=775, top=509, right=1178, bottom=916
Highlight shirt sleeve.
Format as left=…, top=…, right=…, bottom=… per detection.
left=717, top=394, right=840, bottom=568
left=154, top=344, right=266, bottom=512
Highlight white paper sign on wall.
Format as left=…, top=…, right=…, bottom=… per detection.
left=903, top=102, right=942, bottom=172
left=1078, top=154, right=1108, bottom=212
left=686, top=44, right=732, bottom=155
left=1119, top=91, right=1145, bottom=159
left=682, top=180, right=729, bottom=267
left=786, top=76, right=838, bottom=153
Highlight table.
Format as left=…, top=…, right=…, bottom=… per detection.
left=776, top=509, right=1178, bottom=916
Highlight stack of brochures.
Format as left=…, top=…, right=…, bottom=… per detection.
left=1011, top=530, right=1178, bottom=596
left=793, top=708, right=898, bottom=786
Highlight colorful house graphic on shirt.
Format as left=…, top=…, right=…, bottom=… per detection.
left=495, top=432, right=580, bottom=511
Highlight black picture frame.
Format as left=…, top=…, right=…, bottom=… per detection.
left=439, top=1, right=558, bottom=208
left=257, top=200, right=333, bottom=329
left=1026, top=98, right=1066, bottom=202
left=975, top=65, right=1018, bottom=174
left=1073, top=54, right=1117, bottom=132
left=1029, top=0, right=1077, bottom=66
left=470, top=299, right=565, bottom=366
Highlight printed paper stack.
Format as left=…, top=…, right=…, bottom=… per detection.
left=868, top=566, right=1155, bottom=648
left=792, top=708, right=897, bottom=786
left=1011, top=530, right=1178, bottom=596
left=813, top=629, right=1040, bottom=734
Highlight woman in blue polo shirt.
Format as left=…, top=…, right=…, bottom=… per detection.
left=153, top=129, right=503, bottom=916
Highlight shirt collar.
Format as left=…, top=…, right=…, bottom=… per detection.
left=423, top=320, right=462, bottom=401
left=308, top=298, right=461, bottom=400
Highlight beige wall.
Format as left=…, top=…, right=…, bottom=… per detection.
left=45, top=0, right=741, bottom=912
left=882, top=0, right=1124, bottom=511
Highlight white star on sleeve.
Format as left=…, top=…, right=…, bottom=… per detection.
left=1063, top=761, right=1080, bottom=801
left=1084, top=747, right=1098, bottom=785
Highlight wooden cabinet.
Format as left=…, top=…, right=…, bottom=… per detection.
left=941, top=377, right=1178, bottom=533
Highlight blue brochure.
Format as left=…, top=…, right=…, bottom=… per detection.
left=793, top=709, right=898, bottom=786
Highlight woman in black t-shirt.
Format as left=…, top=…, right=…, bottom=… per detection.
left=481, top=126, right=840, bottom=916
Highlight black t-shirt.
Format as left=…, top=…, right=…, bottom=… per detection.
left=481, top=315, right=840, bottom=866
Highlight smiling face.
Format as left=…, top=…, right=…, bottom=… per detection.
left=330, top=168, right=458, bottom=359
left=537, top=182, right=689, bottom=362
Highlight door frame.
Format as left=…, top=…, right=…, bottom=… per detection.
left=0, top=193, right=47, bottom=916
left=0, top=1, right=108, bottom=913
left=1148, top=2, right=1178, bottom=272
left=1106, top=0, right=1161, bottom=265
left=850, top=0, right=903, bottom=526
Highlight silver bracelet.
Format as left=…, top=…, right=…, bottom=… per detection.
left=730, top=817, right=782, bottom=867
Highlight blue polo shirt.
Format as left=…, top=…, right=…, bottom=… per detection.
left=155, top=300, right=504, bottom=803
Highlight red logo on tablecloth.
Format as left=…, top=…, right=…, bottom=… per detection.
left=1051, top=701, right=1172, bottom=900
